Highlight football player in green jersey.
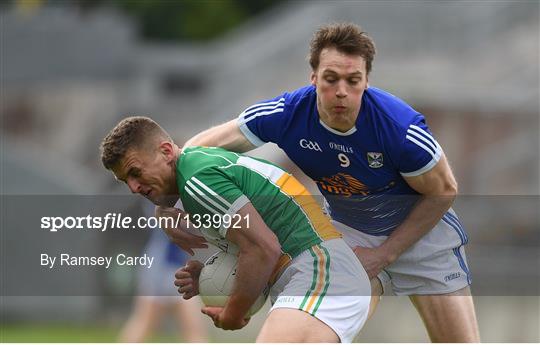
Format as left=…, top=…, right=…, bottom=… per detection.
left=100, top=116, right=373, bottom=342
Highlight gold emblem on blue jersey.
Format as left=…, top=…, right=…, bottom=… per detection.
left=316, top=173, right=369, bottom=197
left=367, top=152, right=383, bottom=168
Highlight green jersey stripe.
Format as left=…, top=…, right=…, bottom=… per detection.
left=184, top=185, right=222, bottom=215
left=186, top=180, right=229, bottom=213
left=191, top=176, right=232, bottom=208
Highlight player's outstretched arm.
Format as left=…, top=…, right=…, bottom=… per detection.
left=183, top=119, right=256, bottom=153
left=202, top=202, right=281, bottom=330
left=355, top=153, right=458, bottom=278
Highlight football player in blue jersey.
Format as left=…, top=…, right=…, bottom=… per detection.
left=167, top=23, right=480, bottom=342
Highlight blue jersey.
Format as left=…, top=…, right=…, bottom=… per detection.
left=238, top=85, right=446, bottom=235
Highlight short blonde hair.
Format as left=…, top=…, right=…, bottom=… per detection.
left=100, top=116, right=171, bottom=169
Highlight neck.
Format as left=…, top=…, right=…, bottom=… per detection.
left=324, top=121, right=354, bottom=132
left=170, top=144, right=182, bottom=200
left=319, top=114, right=358, bottom=132
left=172, top=144, right=182, bottom=163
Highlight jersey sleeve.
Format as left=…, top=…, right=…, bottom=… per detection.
left=237, top=93, right=289, bottom=147
left=182, top=167, right=250, bottom=237
left=398, top=115, right=443, bottom=177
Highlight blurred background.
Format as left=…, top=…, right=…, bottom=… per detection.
left=1, top=0, right=539, bottom=342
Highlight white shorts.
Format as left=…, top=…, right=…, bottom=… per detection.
left=269, top=239, right=371, bottom=343
left=333, top=210, right=471, bottom=295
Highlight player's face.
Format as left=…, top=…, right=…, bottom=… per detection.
left=111, top=143, right=178, bottom=206
left=311, top=47, right=368, bottom=132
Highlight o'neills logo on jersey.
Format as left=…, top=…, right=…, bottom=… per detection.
left=329, top=142, right=354, bottom=154
left=299, top=139, right=322, bottom=152
left=316, top=173, right=369, bottom=197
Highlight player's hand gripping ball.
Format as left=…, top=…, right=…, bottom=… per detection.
left=199, top=251, right=268, bottom=317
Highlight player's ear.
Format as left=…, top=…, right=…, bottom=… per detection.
left=310, top=71, right=317, bottom=86
left=159, top=141, right=175, bottom=162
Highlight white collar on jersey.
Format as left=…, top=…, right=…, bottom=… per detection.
left=319, top=119, right=357, bottom=136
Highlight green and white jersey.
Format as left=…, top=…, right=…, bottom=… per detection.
left=177, top=146, right=341, bottom=263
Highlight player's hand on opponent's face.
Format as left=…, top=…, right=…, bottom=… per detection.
left=353, top=246, right=394, bottom=280
left=175, top=260, right=203, bottom=299
left=155, top=206, right=208, bottom=255
left=201, top=306, right=250, bottom=330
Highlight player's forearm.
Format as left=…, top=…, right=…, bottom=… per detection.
left=379, top=194, right=455, bottom=264
left=184, top=127, right=224, bottom=148
left=223, top=247, right=279, bottom=320
left=183, top=120, right=255, bottom=153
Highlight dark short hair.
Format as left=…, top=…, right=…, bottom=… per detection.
left=309, top=22, right=376, bottom=74
left=100, top=116, right=171, bottom=170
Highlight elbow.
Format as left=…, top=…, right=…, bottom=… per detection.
left=449, top=179, right=458, bottom=196
left=443, top=179, right=458, bottom=203
left=260, top=231, right=282, bottom=266
left=265, top=241, right=282, bottom=266
left=257, top=239, right=281, bottom=268
left=239, top=237, right=281, bottom=268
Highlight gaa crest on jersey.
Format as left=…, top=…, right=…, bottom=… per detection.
left=299, top=139, right=322, bottom=152
left=367, top=152, right=383, bottom=168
